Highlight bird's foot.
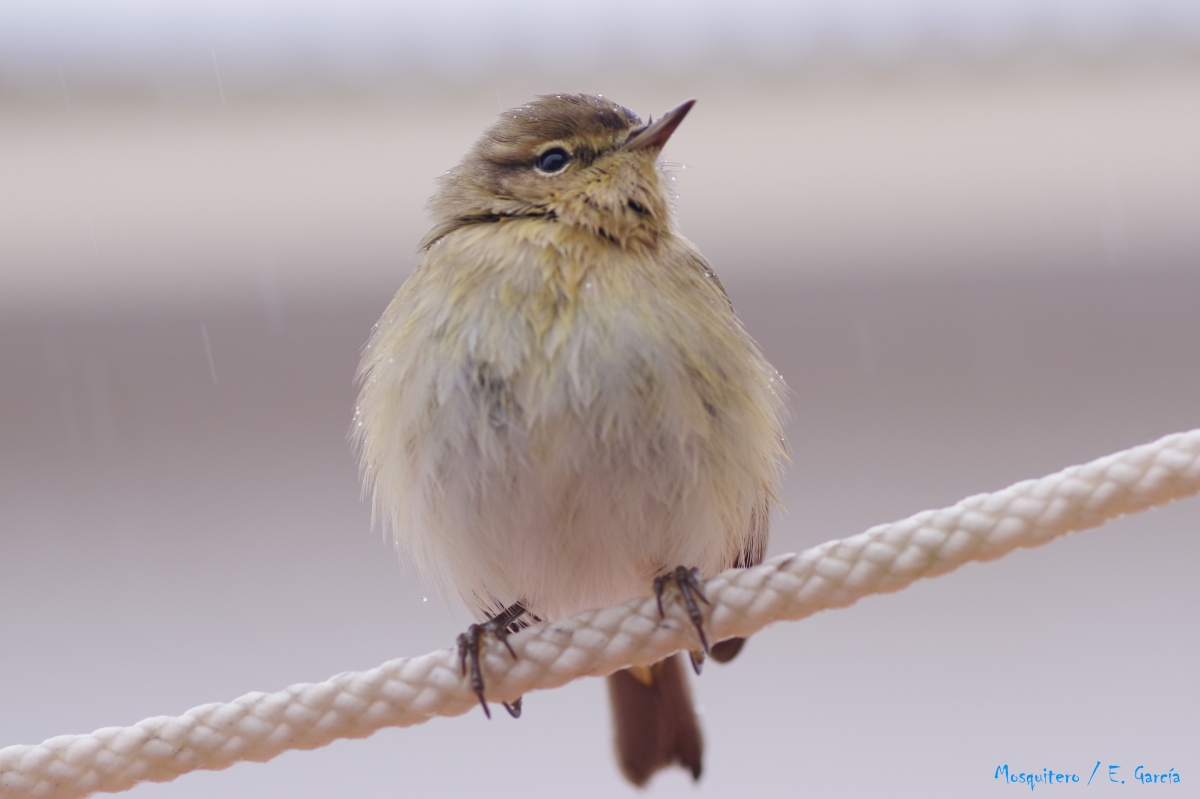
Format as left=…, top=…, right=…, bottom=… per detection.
left=456, top=602, right=527, bottom=719
left=653, top=566, right=711, bottom=674
left=709, top=636, right=746, bottom=663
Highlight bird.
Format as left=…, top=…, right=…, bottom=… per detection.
left=353, top=92, right=787, bottom=786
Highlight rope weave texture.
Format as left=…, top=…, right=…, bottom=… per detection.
left=2, top=428, right=1198, bottom=799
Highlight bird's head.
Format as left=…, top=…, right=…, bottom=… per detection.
left=425, top=93, right=694, bottom=250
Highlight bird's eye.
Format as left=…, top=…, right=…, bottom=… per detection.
left=535, top=147, right=571, bottom=174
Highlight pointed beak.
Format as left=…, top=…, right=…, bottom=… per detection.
left=622, top=99, right=696, bottom=152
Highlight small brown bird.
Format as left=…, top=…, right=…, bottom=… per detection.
left=354, top=93, right=786, bottom=786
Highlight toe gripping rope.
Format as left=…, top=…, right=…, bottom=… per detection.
left=2, top=428, right=1198, bottom=799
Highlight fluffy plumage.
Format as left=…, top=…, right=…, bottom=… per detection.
left=354, top=93, right=787, bottom=783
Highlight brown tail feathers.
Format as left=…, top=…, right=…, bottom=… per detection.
left=606, top=653, right=703, bottom=786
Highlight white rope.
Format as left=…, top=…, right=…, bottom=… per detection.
left=3, top=428, right=1199, bottom=799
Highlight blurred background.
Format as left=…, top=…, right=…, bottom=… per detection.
left=2, top=1, right=1198, bottom=796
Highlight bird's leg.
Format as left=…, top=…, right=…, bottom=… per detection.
left=456, top=601, right=527, bottom=719
left=653, top=566, right=711, bottom=674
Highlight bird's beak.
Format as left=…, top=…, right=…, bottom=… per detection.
left=623, top=99, right=696, bottom=152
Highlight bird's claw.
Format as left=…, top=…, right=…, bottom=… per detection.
left=654, top=566, right=711, bottom=672
left=456, top=604, right=526, bottom=719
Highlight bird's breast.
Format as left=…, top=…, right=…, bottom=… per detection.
left=430, top=226, right=670, bottom=427
left=357, top=221, right=781, bottom=620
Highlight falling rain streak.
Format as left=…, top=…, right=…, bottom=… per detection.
left=211, top=48, right=226, bottom=107
left=201, top=323, right=219, bottom=385
left=57, top=69, right=73, bottom=114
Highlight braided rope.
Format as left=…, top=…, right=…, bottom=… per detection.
left=3, top=428, right=1199, bottom=798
